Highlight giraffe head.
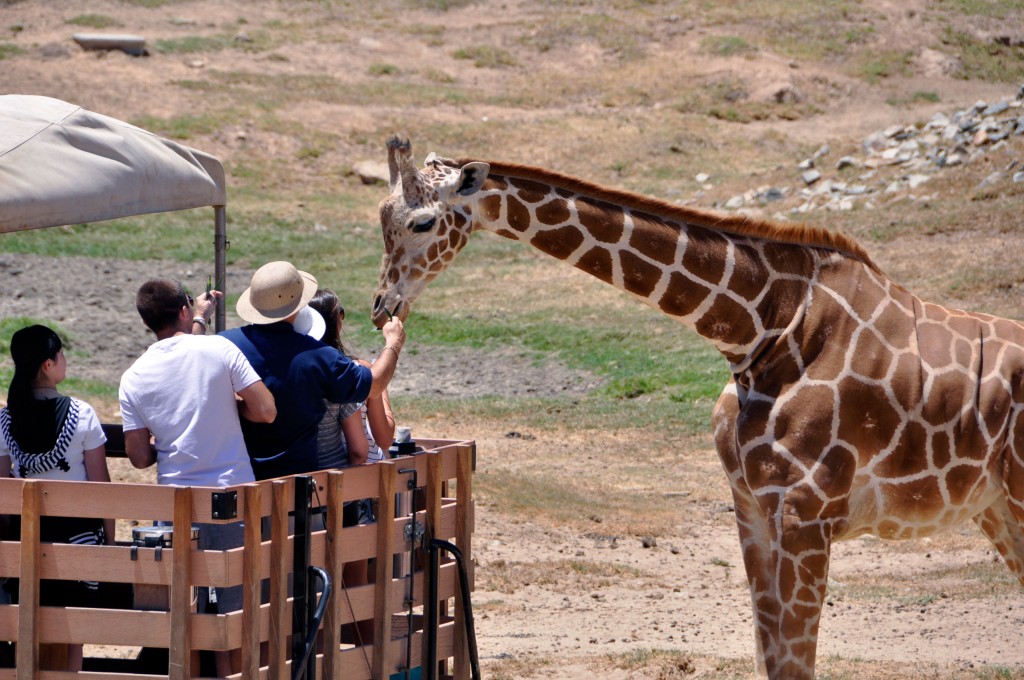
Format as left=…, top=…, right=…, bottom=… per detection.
left=371, top=137, right=490, bottom=328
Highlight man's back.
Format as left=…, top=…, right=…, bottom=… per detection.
left=220, top=323, right=372, bottom=480
left=119, top=334, right=259, bottom=486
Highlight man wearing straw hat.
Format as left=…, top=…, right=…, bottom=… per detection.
left=221, top=260, right=405, bottom=480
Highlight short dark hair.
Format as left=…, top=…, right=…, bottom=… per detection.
left=136, top=279, right=189, bottom=333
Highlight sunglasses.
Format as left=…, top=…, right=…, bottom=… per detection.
left=185, top=294, right=194, bottom=308
left=337, top=304, right=345, bottom=321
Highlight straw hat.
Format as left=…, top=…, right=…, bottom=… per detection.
left=236, top=261, right=318, bottom=324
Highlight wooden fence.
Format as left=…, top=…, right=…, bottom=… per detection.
left=0, top=438, right=475, bottom=680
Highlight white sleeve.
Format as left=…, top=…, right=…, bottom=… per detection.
left=118, top=376, right=146, bottom=433
left=76, top=399, right=107, bottom=449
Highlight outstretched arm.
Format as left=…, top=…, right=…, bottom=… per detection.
left=368, top=318, right=405, bottom=400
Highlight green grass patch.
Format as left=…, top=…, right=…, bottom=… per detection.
left=886, top=91, right=941, bottom=107
left=155, top=35, right=232, bottom=54
left=193, top=69, right=471, bottom=110
left=700, top=35, right=756, bottom=58
left=452, top=44, right=516, bottom=68
left=673, top=76, right=820, bottom=123
left=852, top=49, right=915, bottom=83
left=65, top=14, right=122, bottom=28
left=0, top=42, right=22, bottom=60
left=523, top=12, right=650, bottom=60
left=368, top=62, right=399, bottom=76
left=941, top=27, right=1024, bottom=82
left=130, top=112, right=227, bottom=140
left=609, top=648, right=695, bottom=673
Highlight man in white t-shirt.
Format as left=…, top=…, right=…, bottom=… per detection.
left=119, top=278, right=275, bottom=675
left=120, top=279, right=275, bottom=484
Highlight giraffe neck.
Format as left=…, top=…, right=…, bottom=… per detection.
left=462, top=165, right=872, bottom=366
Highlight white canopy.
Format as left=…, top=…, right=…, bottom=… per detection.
left=0, top=94, right=226, bottom=233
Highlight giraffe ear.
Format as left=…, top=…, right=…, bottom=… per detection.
left=456, top=162, right=489, bottom=196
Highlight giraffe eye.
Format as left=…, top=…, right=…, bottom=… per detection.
left=411, top=216, right=437, bottom=233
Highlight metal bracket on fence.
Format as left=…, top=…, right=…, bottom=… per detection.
left=404, top=521, right=425, bottom=546
left=210, top=490, right=238, bottom=520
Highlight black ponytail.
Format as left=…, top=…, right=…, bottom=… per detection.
left=7, top=325, right=63, bottom=420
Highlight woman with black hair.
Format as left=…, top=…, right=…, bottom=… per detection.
left=0, top=324, right=113, bottom=671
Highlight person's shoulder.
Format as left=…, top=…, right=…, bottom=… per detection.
left=69, top=396, right=100, bottom=419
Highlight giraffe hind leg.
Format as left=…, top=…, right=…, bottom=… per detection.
left=972, top=498, right=1024, bottom=586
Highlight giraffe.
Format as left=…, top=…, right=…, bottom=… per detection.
left=371, top=138, right=1024, bottom=679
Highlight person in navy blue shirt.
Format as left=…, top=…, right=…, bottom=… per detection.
left=221, top=261, right=405, bottom=480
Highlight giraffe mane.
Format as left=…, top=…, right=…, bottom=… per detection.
left=454, top=158, right=881, bottom=274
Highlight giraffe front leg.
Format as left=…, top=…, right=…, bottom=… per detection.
left=770, top=490, right=833, bottom=680
left=722, top=480, right=834, bottom=679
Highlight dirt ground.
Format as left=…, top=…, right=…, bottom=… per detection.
left=4, top=1, right=1024, bottom=678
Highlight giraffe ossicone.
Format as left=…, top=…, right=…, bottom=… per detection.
left=372, top=137, right=1024, bottom=680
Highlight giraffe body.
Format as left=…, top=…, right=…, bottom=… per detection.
left=372, top=139, right=1024, bottom=679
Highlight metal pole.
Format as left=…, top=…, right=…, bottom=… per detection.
left=291, top=476, right=313, bottom=680
left=213, top=205, right=227, bottom=333
left=429, top=539, right=481, bottom=680
left=425, top=542, right=439, bottom=680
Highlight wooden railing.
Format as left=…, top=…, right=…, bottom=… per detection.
left=0, top=438, right=476, bottom=680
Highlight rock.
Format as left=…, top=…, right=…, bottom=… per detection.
left=352, top=160, right=389, bottom=185
left=801, top=169, right=821, bottom=185
left=725, top=195, right=744, bottom=209
left=72, top=33, right=147, bottom=56
left=978, top=172, right=1003, bottom=189
left=907, top=174, right=931, bottom=189
left=694, top=172, right=710, bottom=183
left=798, top=158, right=814, bottom=170
left=1013, top=171, right=1024, bottom=183
left=983, top=101, right=1009, bottom=117
left=836, top=156, right=857, bottom=170
left=760, top=187, right=786, bottom=203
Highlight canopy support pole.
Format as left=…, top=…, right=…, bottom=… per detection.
left=214, top=205, right=227, bottom=333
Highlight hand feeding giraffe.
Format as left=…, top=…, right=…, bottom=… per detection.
left=371, top=137, right=1024, bottom=679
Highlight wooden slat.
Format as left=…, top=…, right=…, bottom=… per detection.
left=36, top=672, right=166, bottom=680
left=268, top=480, right=289, bottom=680
left=17, top=481, right=40, bottom=680
left=454, top=443, right=474, bottom=680
left=323, top=471, right=344, bottom=680
left=372, top=463, right=396, bottom=679
left=38, top=608, right=169, bottom=646
left=242, top=484, right=262, bottom=680
left=169, top=487, right=193, bottom=680
left=0, top=542, right=16, bottom=578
